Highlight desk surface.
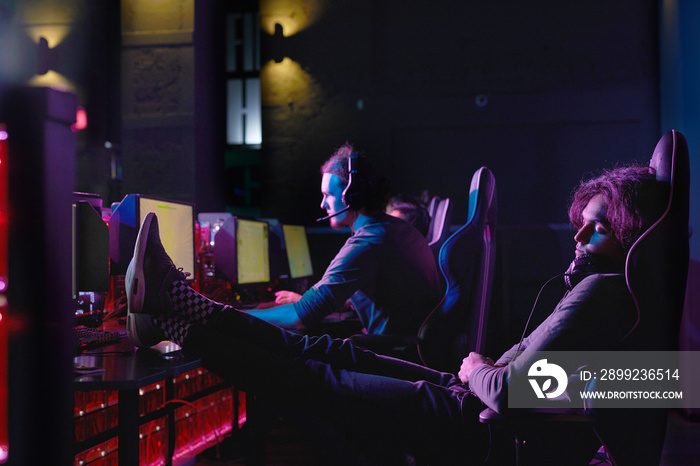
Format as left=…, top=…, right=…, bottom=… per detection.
left=73, top=309, right=360, bottom=390
left=73, top=320, right=201, bottom=391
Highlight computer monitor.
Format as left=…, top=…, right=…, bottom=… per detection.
left=282, top=224, right=313, bottom=279
left=214, top=217, right=270, bottom=285
left=109, top=194, right=195, bottom=278
left=72, top=194, right=110, bottom=326
left=72, top=194, right=109, bottom=295
left=260, top=218, right=289, bottom=281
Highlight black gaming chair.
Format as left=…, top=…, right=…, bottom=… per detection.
left=350, top=167, right=497, bottom=372
left=479, top=130, right=690, bottom=465
left=418, top=166, right=497, bottom=372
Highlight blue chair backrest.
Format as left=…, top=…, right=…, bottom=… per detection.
left=427, top=197, right=453, bottom=261
left=418, top=166, right=497, bottom=372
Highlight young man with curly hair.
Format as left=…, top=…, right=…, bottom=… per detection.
left=126, top=164, right=671, bottom=465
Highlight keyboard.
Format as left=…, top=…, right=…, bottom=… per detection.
left=73, top=326, right=124, bottom=350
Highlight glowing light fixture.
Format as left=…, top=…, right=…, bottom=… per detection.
left=227, top=78, right=262, bottom=145
left=19, top=0, right=78, bottom=47
left=226, top=10, right=262, bottom=146
left=71, top=107, right=87, bottom=132
left=27, top=70, right=77, bottom=94
left=24, top=24, right=71, bottom=49
left=260, top=0, right=325, bottom=37
left=260, top=58, right=311, bottom=106
left=17, top=1, right=79, bottom=92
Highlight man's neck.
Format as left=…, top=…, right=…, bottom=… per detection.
left=351, top=211, right=380, bottom=232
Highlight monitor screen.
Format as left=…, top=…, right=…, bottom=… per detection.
left=72, top=199, right=110, bottom=297
left=259, top=218, right=288, bottom=280
left=72, top=196, right=110, bottom=325
left=282, top=224, right=313, bottom=279
left=138, top=197, right=196, bottom=278
left=235, top=218, right=270, bottom=284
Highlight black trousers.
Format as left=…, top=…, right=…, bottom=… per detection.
left=182, top=307, right=489, bottom=465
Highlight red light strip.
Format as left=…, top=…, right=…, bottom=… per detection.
left=0, top=123, right=7, bottom=290
left=0, top=123, right=8, bottom=463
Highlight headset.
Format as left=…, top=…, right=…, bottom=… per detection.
left=510, top=253, right=624, bottom=362
left=317, top=151, right=368, bottom=222
left=563, top=253, right=623, bottom=290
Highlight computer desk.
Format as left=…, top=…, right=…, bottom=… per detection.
left=73, top=321, right=239, bottom=465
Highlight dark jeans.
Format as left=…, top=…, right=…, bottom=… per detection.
left=182, top=307, right=488, bottom=465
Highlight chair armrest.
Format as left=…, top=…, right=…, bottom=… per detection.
left=479, top=407, right=503, bottom=424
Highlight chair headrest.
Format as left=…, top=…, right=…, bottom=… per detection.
left=650, top=130, right=690, bottom=220
left=439, top=166, right=496, bottom=270
left=622, top=129, right=690, bottom=346
left=466, top=166, right=497, bottom=225
left=650, top=131, right=674, bottom=183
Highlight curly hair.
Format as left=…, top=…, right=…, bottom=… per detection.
left=568, top=165, right=669, bottom=252
left=320, top=142, right=390, bottom=213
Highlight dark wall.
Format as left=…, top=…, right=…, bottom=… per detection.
left=258, top=0, right=661, bottom=227
left=64, top=0, right=661, bottom=229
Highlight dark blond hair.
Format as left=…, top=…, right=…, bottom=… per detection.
left=320, top=142, right=390, bottom=212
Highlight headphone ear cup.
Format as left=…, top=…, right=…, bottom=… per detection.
left=342, top=152, right=367, bottom=209
left=564, top=254, right=623, bottom=290
left=564, top=258, right=584, bottom=290
left=343, top=181, right=367, bottom=209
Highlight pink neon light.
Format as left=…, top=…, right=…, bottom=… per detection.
left=71, top=107, right=87, bottom=132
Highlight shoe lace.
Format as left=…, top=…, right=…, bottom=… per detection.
left=155, top=245, right=191, bottom=280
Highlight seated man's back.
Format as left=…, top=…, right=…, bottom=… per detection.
left=247, top=142, right=442, bottom=335
left=296, top=212, right=441, bottom=335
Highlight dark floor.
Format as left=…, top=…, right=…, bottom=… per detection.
left=194, top=423, right=320, bottom=466
left=192, top=409, right=700, bottom=466
left=660, top=410, right=700, bottom=466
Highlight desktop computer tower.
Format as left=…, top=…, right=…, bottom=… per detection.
left=0, top=87, right=76, bottom=465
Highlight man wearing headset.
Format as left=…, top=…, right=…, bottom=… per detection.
left=127, top=162, right=675, bottom=464
left=248, top=142, right=442, bottom=337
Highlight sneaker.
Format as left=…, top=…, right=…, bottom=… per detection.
left=126, top=212, right=187, bottom=347
left=126, top=305, right=166, bottom=347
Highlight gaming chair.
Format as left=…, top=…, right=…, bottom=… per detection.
left=418, top=166, right=497, bottom=372
left=348, top=167, right=497, bottom=373
left=478, top=130, right=690, bottom=465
